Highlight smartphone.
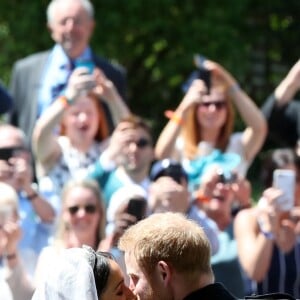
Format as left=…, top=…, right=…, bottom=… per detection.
left=75, top=60, right=95, bottom=74
left=194, top=54, right=211, bottom=92
left=273, top=169, right=295, bottom=211
left=197, top=68, right=211, bottom=92
left=127, top=198, right=147, bottom=221
left=181, top=54, right=211, bottom=93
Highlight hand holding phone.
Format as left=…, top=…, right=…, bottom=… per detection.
left=75, top=60, right=95, bottom=74
left=127, top=197, right=147, bottom=221
left=182, top=54, right=211, bottom=93
left=273, top=169, right=295, bottom=211
left=217, top=170, right=237, bottom=184
left=194, top=54, right=211, bottom=92
left=197, top=68, right=211, bottom=93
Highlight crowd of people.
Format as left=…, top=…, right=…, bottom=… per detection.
left=0, top=0, right=300, bottom=299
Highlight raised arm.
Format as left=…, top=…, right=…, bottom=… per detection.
left=234, top=187, right=296, bottom=281
left=274, top=59, right=300, bottom=106
left=2, top=219, right=35, bottom=300
left=234, top=207, right=274, bottom=281
left=32, top=68, right=96, bottom=175
left=32, top=98, right=65, bottom=174
left=94, top=69, right=130, bottom=126
left=8, top=157, right=55, bottom=222
left=206, top=60, right=267, bottom=162
left=261, top=60, right=300, bottom=148
left=155, top=79, right=207, bottom=159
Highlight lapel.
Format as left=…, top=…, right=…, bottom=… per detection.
left=29, top=51, right=51, bottom=119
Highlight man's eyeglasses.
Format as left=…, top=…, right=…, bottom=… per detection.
left=67, top=204, right=97, bottom=215
left=129, top=137, right=151, bottom=149
left=199, top=101, right=226, bottom=110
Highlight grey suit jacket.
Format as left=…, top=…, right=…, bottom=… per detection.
left=9, top=50, right=126, bottom=146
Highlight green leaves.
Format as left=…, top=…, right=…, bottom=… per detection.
left=0, top=0, right=298, bottom=137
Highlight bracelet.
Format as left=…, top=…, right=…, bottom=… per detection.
left=26, top=191, right=39, bottom=201
left=257, top=217, right=274, bottom=240
left=164, top=110, right=183, bottom=126
left=195, top=190, right=210, bottom=204
left=228, top=83, right=240, bottom=94
left=260, top=230, right=274, bottom=240
left=5, top=253, right=17, bottom=260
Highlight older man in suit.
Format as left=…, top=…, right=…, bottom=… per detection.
left=8, top=0, right=126, bottom=146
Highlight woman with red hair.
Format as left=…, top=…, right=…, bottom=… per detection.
left=32, top=67, right=130, bottom=197
left=155, top=58, right=267, bottom=178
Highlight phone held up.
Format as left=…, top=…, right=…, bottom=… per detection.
left=181, top=54, right=211, bottom=93
left=194, top=54, right=211, bottom=92
left=75, top=60, right=95, bottom=74
left=217, top=170, right=237, bottom=184
left=126, top=197, right=147, bottom=221
left=273, top=169, right=295, bottom=211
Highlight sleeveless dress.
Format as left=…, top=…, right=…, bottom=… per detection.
left=38, top=136, right=107, bottom=198
left=249, top=241, right=300, bottom=298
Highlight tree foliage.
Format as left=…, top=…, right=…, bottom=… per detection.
left=0, top=0, right=298, bottom=140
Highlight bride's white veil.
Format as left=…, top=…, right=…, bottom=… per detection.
left=32, top=247, right=98, bottom=300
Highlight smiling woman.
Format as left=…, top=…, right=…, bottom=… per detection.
left=32, top=246, right=136, bottom=300
left=32, top=66, right=130, bottom=199
left=33, top=179, right=107, bottom=288
left=155, top=58, right=267, bottom=180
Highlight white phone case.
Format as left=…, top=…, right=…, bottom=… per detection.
left=273, top=169, right=295, bottom=211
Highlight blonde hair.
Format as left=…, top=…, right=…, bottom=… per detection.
left=181, top=84, right=234, bottom=160
left=119, top=212, right=212, bottom=280
left=55, top=179, right=106, bottom=248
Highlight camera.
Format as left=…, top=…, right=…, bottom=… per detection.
left=127, top=197, right=147, bottom=221
left=217, top=170, right=237, bottom=184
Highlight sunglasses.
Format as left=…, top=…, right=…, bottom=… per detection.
left=0, top=146, right=27, bottom=161
left=199, top=101, right=226, bottom=110
left=130, top=137, right=151, bottom=149
left=67, top=204, right=97, bottom=215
